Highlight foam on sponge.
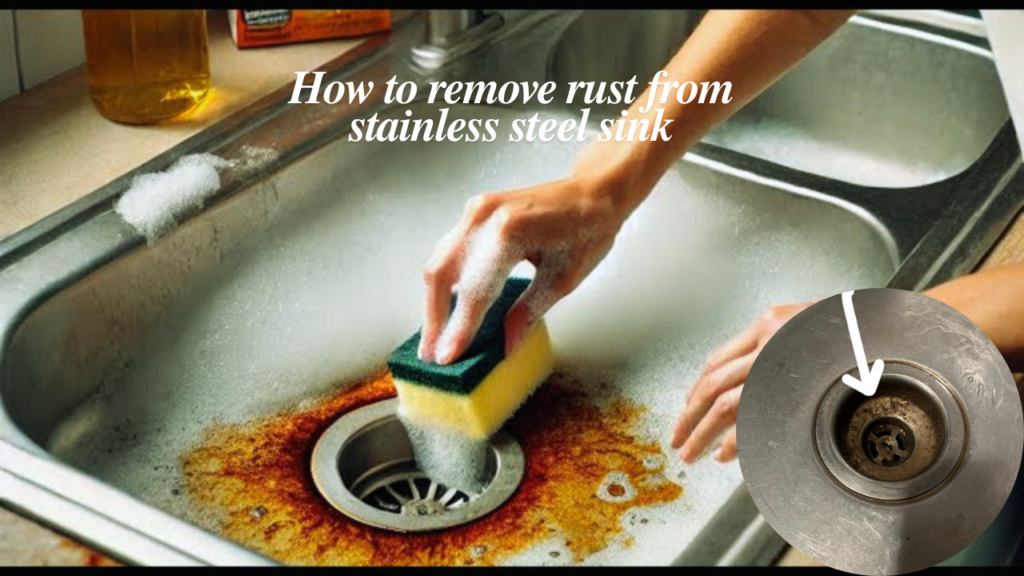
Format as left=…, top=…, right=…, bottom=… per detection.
left=388, top=277, right=555, bottom=441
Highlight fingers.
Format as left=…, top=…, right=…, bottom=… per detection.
left=715, top=425, right=738, bottom=462
left=673, top=301, right=818, bottom=465
left=504, top=234, right=612, bottom=355
left=435, top=282, right=503, bottom=364
left=419, top=231, right=461, bottom=362
left=420, top=194, right=502, bottom=362
left=678, top=385, right=742, bottom=464
left=698, top=321, right=760, bottom=383
left=434, top=228, right=518, bottom=364
left=672, top=351, right=757, bottom=449
left=503, top=258, right=569, bottom=355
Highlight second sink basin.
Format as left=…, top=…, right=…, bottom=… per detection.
left=549, top=10, right=1009, bottom=188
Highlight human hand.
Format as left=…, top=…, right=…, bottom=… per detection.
left=671, top=301, right=815, bottom=463
left=418, top=174, right=635, bottom=365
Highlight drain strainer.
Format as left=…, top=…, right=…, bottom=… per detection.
left=864, top=420, right=913, bottom=467
left=814, top=361, right=965, bottom=500
left=311, top=398, right=524, bottom=532
left=737, top=289, right=1023, bottom=575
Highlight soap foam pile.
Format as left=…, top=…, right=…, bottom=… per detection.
left=115, top=153, right=233, bottom=242
left=114, top=147, right=280, bottom=243
left=49, top=106, right=895, bottom=565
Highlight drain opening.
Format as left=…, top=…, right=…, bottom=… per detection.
left=832, top=374, right=945, bottom=482
left=359, top=468, right=472, bottom=516
left=862, top=418, right=915, bottom=467
left=815, top=362, right=967, bottom=501
left=311, top=398, right=524, bottom=532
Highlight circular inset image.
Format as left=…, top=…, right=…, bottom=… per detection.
left=737, top=288, right=1023, bottom=575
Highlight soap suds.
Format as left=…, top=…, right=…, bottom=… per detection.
left=115, top=153, right=233, bottom=242
left=238, top=145, right=280, bottom=173
left=399, top=410, right=490, bottom=494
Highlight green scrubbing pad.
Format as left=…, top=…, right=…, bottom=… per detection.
left=387, top=277, right=531, bottom=393
left=387, top=275, right=555, bottom=441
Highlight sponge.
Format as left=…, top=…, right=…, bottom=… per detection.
left=388, top=277, right=555, bottom=440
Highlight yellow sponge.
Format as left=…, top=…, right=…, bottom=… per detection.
left=394, top=322, right=553, bottom=440
left=387, top=277, right=554, bottom=440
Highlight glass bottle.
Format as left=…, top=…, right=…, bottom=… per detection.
left=82, top=10, right=210, bottom=124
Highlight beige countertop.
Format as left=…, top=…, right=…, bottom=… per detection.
left=2, top=9, right=1023, bottom=569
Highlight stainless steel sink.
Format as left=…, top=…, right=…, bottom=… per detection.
left=1, top=9, right=1022, bottom=567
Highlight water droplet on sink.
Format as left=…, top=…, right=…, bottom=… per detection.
left=642, top=454, right=665, bottom=470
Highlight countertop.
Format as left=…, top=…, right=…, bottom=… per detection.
left=2, top=9, right=1024, bottom=568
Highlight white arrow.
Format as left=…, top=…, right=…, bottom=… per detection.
left=840, top=290, right=883, bottom=396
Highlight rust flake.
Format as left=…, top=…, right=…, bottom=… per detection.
left=182, top=370, right=683, bottom=566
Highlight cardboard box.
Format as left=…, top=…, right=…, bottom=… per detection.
left=228, top=9, right=391, bottom=48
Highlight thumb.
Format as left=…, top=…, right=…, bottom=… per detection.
left=504, top=262, right=569, bottom=355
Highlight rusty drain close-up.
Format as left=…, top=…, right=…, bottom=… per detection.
left=310, top=398, right=525, bottom=532
left=737, top=288, right=1024, bottom=575
left=815, top=361, right=966, bottom=501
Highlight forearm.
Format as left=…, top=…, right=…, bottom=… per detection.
left=574, top=9, right=856, bottom=212
left=924, top=261, right=1024, bottom=372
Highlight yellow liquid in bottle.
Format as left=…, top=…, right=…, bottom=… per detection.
left=82, top=10, right=210, bottom=124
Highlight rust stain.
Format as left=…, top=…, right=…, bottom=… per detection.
left=54, top=540, right=120, bottom=567
left=181, top=370, right=683, bottom=566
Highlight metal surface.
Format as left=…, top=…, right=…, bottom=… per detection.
left=0, top=9, right=1022, bottom=567
left=412, top=10, right=505, bottom=70
left=738, top=289, right=1024, bottom=575
left=0, top=442, right=271, bottom=565
left=425, top=9, right=487, bottom=46
left=861, top=10, right=988, bottom=40
left=310, top=399, right=524, bottom=532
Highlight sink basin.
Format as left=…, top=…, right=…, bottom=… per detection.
left=1, top=9, right=1022, bottom=567
left=2, top=103, right=895, bottom=566
left=550, top=10, right=1010, bottom=188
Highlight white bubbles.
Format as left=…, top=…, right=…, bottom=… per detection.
left=115, top=153, right=233, bottom=242
left=399, top=410, right=491, bottom=495
left=441, top=214, right=513, bottom=350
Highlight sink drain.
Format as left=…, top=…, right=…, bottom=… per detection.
left=311, top=398, right=524, bottom=532
left=738, top=288, right=1023, bottom=575
left=815, top=361, right=965, bottom=500
left=864, top=420, right=913, bottom=467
